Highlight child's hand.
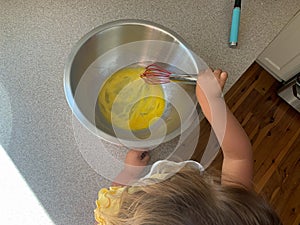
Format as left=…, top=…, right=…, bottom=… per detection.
left=196, top=69, right=228, bottom=100
left=125, top=150, right=150, bottom=167
left=124, top=150, right=150, bottom=178
left=196, top=69, right=228, bottom=122
left=112, top=150, right=150, bottom=186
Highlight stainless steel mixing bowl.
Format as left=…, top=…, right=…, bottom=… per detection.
left=64, top=19, right=204, bottom=148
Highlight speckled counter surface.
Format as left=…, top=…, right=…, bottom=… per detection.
left=1, top=0, right=300, bottom=224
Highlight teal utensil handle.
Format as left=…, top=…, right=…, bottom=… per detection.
left=229, top=7, right=241, bottom=47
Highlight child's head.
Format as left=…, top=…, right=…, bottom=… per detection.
left=101, top=166, right=282, bottom=225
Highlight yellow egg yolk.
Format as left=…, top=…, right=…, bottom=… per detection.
left=97, top=67, right=165, bottom=131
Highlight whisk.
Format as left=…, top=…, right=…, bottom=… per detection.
left=140, top=64, right=198, bottom=85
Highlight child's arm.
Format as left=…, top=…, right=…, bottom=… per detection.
left=111, top=150, right=150, bottom=186
left=196, top=69, right=253, bottom=189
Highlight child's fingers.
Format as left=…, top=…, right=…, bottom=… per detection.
left=197, top=69, right=225, bottom=98
left=127, top=149, right=150, bottom=162
left=140, top=151, right=150, bottom=162
left=140, top=151, right=147, bottom=160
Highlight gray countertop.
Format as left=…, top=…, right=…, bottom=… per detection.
left=1, top=0, right=300, bottom=224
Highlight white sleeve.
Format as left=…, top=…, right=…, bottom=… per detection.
left=142, top=160, right=204, bottom=181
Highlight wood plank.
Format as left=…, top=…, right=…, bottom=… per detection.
left=260, top=127, right=300, bottom=225
left=254, top=108, right=300, bottom=190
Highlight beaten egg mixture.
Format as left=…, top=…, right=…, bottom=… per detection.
left=97, top=67, right=165, bottom=130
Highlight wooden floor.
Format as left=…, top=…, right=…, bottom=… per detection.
left=192, top=62, right=300, bottom=225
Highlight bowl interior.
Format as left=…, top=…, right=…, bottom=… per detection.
left=65, top=21, right=201, bottom=147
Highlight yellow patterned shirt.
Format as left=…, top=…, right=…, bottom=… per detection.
left=94, top=186, right=125, bottom=225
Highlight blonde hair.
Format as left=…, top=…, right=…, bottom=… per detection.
left=102, top=166, right=282, bottom=225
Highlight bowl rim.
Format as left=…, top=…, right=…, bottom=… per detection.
left=63, top=19, right=199, bottom=148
